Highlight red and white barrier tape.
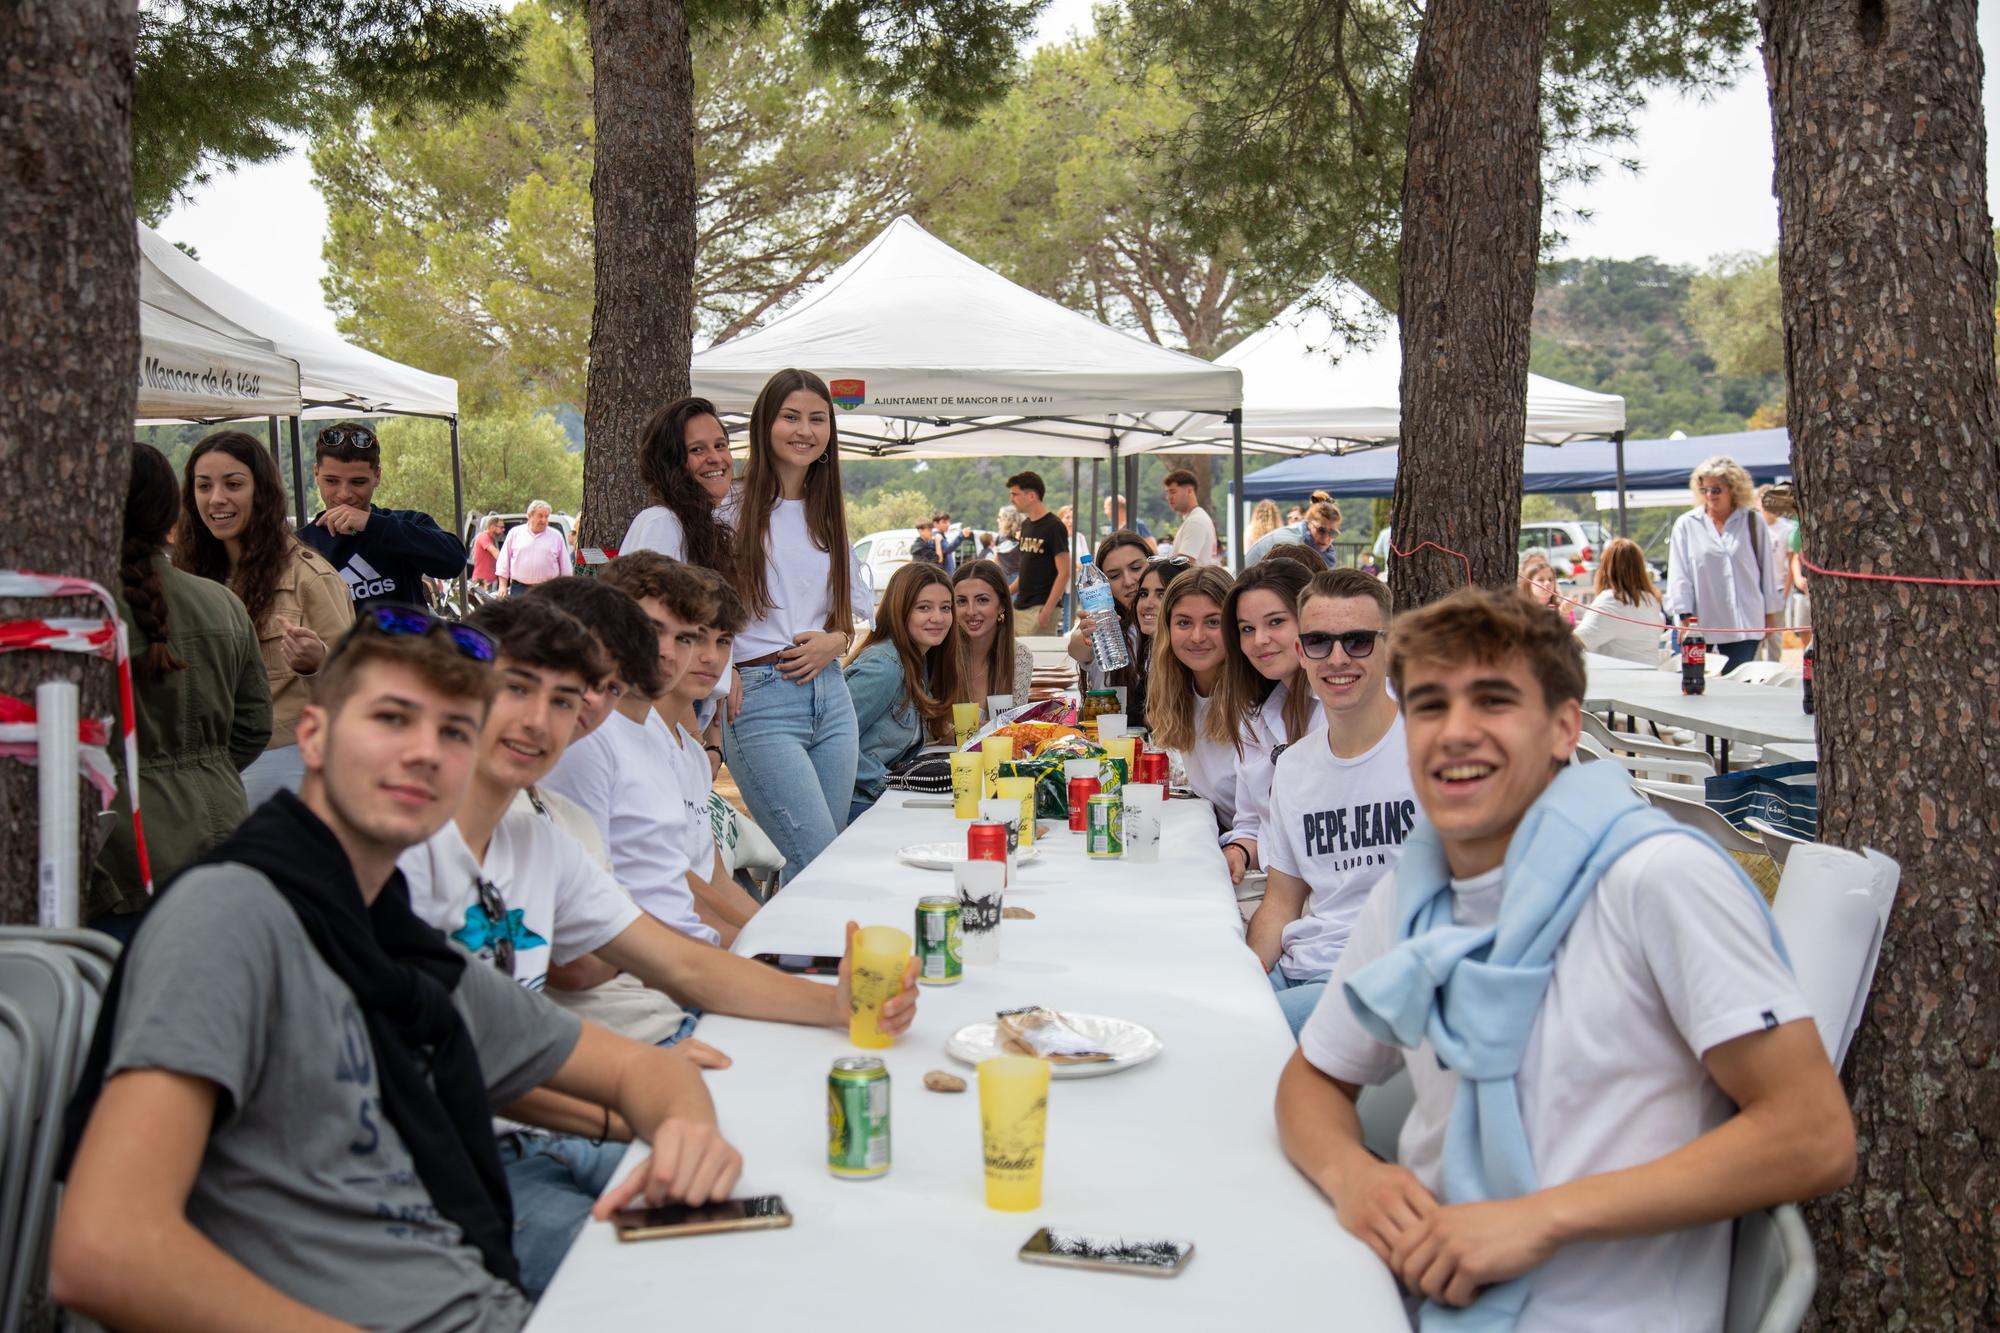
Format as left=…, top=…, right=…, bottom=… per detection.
left=0, top=693, right=117, bottom=806
left=0, top=570, right=150, bottom=892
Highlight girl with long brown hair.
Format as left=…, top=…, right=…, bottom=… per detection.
left=89, top=444, right=272, bottom=940
left=1575, top=536, right=1668, bottom=663
left=1208, top=558, right=1322, bottom=883
left=622, top=395, right=734, bottom=570
left=1064, top=529, right=1154, bottom=720
left=951, top=559, right=1035, bottom=708
left=843, top=563, right=959, bottom=822
left=175, top=430, right=352, bottom=805
left=1145, top=564, right=1238, bottom=829
left=719, top=369, right=870, bottom=881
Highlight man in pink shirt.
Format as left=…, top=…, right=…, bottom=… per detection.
left=497, top=501, right=570, bottom=595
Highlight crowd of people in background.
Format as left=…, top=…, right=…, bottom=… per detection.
left=58, top=375, right=1840, bottom=1332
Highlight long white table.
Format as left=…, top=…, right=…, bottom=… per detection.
left=1583, top=666, right=1817, bottom=771
left=530, top=791, right=1409, bottom=1329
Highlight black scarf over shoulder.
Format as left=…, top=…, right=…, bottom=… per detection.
left=63, top=791, right=522, bottom=1289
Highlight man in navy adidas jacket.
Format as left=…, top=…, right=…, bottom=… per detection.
left=299, top=423, right=468, bottom=608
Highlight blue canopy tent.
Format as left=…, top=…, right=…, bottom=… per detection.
left=1237, top=428, right=1793, bottom=503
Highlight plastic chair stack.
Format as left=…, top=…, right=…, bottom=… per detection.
left=0, top=927, right=117, bottom=1333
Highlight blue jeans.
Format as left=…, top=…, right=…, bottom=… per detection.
left=659, top=1009, right=701, bottom=1047
left=499, top=1132, right=631, bottom=1297
left=1716, top=638, right=1760, bottom=673
left=849, top=796, right=877, bottom=826
left=1270, top=964, right=1332, bottom=1038
left=722, top=663, right=858, bottom=884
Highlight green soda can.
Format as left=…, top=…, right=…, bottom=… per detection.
left=828, top=1056, right=891, bottom=1178
left=1086, top=792, right=1123, bottom=858
left=914, top=895, right=964, bottom=986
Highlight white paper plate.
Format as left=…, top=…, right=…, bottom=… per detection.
left=945, top=1014, right=1163, bottom=1079
left=896, top=842, right=1042, bottom=871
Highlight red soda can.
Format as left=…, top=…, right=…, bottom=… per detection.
left=1136, top=748, right=1170, bottom=793
left=1067, top=777, right=1101, bottom=831
left=967, top=820, right=1009, bottom=867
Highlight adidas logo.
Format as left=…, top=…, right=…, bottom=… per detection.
left=339, top=554, right=398, bottom=600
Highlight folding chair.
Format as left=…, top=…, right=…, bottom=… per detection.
left=1721, top=659, right=1797, bottom=687
left=1744, top=816, right=1811, bottom=870
left=1634, top=782, right=1769, bottom=857
left=1769, top=844, right=1900, bottom=1070
left=1581, top=712, right=1718, bottom=773
left=0, top=994, right=38, bottom=1323
left=1577, top=735, right=1718, bottom=784
left=0, top=928, right=118, bottom=972
left=1724, top=1205, right=1816, bottom=1333
left=0, top=942, right=86, bottom=1333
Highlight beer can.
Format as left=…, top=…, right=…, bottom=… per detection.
left=968, top=818, right=1010, bottom=866
left=1086, top=792, right=1123, bottom=858
left=914, top=895, right=963, bottom=986
left=1136, top=748, right=1171, bottom=793
left=828, top=1056, right=891, bottom=1178
left=1067, top=776, right=1100, bottom=832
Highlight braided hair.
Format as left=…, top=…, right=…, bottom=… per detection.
left=124, top=443, right=187, bottom=685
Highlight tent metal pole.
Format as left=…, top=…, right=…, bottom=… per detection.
left=1089, top=459, right=1100, bottom=551
left=1069, top=458, right=1082, bottom=632
left=1106, top=435, right=1119, bottom=536
left=450, top=416, right=466, bottom=553
left=288, top=417, right=306, bottom=528
left=1612, top=430, right=1629, bottom=538
left=1125, top=454, right=1139, bottom=532
left=1230, top=409, right=1246, bottom=569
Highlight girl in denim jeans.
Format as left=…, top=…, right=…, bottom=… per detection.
left=720, top=369, right=872, bottom=883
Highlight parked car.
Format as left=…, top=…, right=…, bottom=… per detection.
left=1518, top=519, right=1610, bottom=579
left=852, top=528, right=915, bottom=613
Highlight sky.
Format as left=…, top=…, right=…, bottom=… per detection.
left=155, top=1, right=1998, bottom=337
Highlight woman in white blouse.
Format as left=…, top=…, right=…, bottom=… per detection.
left=620, top=396, right=735, bottom=568
left=1575, top=537, right=1667, bottom=664
left=720, top=370, right=871, bottom=883
left=1665, top=455, right=1784, bottom=675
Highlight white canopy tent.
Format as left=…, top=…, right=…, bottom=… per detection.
left=1166, top=280, right=1627, bottom=449
left=691, top=215, right=1245, bottom=461
left=135, top=225, right=464, bottom=530
left=137, top=303, right=301, bottom=423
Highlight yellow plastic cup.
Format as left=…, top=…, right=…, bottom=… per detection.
left=951, top=752, right=984, bottom=819
left=981, top=736, right=1013, bottom=795
left=1101, top=736, right=1137, bottom=773
left=953, top=702, right=980, bottom=746
left=847, top=926, right=912, bottom=1049
left=995, top=776, right=1037, bottom=847
left=979, top=1056, right=1051, bottom=1210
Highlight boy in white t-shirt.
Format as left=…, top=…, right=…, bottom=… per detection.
left=404, top=593, right=919, bottom=1293
left=1248, top=569, right=1417, bottom=1037
left=653, top=565, right=762, bottom=944
left=1277, top=587, right=1853, bottom=1332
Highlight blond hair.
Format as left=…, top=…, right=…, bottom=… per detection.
left=1246, top=500, right=1282, bottom=545
left=1689, top=455, right=1756, bottom=512
left=1146, top=565, right=1234, bottom=753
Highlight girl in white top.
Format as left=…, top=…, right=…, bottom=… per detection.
left=1574, top=536, right=1668, bottom=664
left=1144, top=565, right=1240, bottom=829
left=620, top=396, right=738, bottom=722
left=950, top=560, right=1037, bottom=709
left=1210, top=559, right=1323, bottom=884
left=719, top=370, right=871, bottom=883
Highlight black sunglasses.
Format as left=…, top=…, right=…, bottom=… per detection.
left=472, top=875, right=515, bottom=976
left=318, top=423, right=379, bottom=452
left=357, top=603, right=496, bottom=663
left=1299, top=629, right=1386, bottom=660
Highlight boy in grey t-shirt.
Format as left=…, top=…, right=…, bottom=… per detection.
left=55, top=610, right=745, bottom=1333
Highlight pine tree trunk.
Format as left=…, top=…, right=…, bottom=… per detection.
left=1388, top=0, right=1549, bottom=608
left=0, top=0, right=137, bottom=928
left=583, top=0, right=697, bottom=549
left=1760, top=3, right=2000, bottom=1326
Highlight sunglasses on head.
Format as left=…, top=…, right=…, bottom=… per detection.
left=318, top=424, right=379, bottom=452
left=1298, top=629, right=1385, bottom=660
left=1150, top=555, right=1194, bottom=573
left=357, top=603, right=496, bottom=663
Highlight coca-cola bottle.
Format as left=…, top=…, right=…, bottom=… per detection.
left=1802, top=645, right=1815, bottom=715
left=1680, top=616, right=1706, bottom=695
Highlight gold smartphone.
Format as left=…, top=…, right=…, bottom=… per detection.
left=611, top=1194, right=792, bottom=1242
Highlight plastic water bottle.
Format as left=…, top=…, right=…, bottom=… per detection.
left=1075, top=555, right=1129, bottom=672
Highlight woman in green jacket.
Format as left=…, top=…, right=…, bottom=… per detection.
left=88, top=444, right=271, bottom=942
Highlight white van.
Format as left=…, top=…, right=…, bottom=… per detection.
left=851, top=528, right=917, bottom=613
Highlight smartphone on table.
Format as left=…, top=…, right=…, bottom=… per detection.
left=1018, top=1228, right=1194, bottom=1277
left=752, top=952, right=842, bottom=976
left=612, top=1194, right=792, bottom=1242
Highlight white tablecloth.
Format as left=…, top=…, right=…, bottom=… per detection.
left=529, top=791, right=1409, bottom=1329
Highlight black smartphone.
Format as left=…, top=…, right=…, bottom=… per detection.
left=1018, top=1228, right=1194, bottom=1277
left=612, top=1194, right=792, bottom=1242
left=753, top=952, right=842, bottom=975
